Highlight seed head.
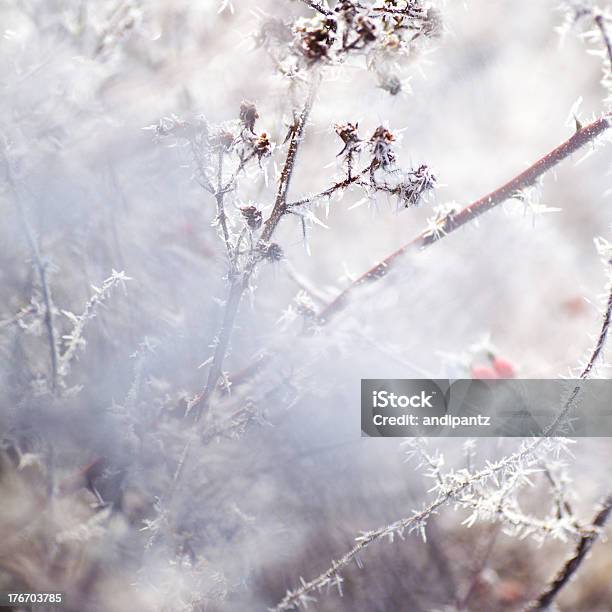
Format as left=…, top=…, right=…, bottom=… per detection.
left=399, top=164, right=436, bottom=207
left=240, top=101, right=259, bottom=134
left=293, top=16, right=337, bottom=62
left=259, top=242, right=283, bottom=262
left=335, top=122, right=361, bottom=156
left=240, top=206, right=263, bottom=231
left=211, top=129, right=235, bottom=152
left=370, top=125, right=396, bottom=169
left=254, top=132, right=272, bottom=159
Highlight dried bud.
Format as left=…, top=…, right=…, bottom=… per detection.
left=294, top=16, right=337, bottom=62
left=211, top=129, right=235, bottom=152
left=355, top=15, right=377, bottom=44
left=378, top=73, right=402, bottom=96
left=240, top=101, right=259, bottom=134
left=335, top=0, right=358, bottom=19
left=254, top=132, right=272, bottom=159
left=240, top=206, right=263, bottom=231
left=399, top=164, right=436, bottom=207
left=370, top=125, right=396, bottom=169
left=259, top=242, right=283, bottom=262
left=334, top=122, right=361, bottom=156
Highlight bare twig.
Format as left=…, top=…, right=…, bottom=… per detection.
left=214, top=148, right=236, bottom=271
left=286, top=161, right=374, bottom=209
left=299, top=0, right=332, bottom=17
left=261, top=76, right=320, bottom=243
left=317, top=114, right=612, bottom=324
left=527, top=493, right=612, bottom=610
left=0, top=304, right=36, bottom=330
left=594, top=12, right=612, bottom=72
left=2, top=148, right=59, bottom=391
left=580, top=269, right=612, bottom=379
left=189, top=77, right=319, bottom=419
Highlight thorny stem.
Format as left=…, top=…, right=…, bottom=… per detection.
left=368, top=4, right=425, bottom=18
left=286, top=161, right=374, bottom=209
left=536, top=275, right=612, bottom=439
left=299, top=0, right=332, bottom=17
left=594, top=12, right=612, bottom=72
left=317, top=113, right=612, bottom=324
left=527, top=493, right=612, bottom=610
left=217, top=115, right=612, bottom=401
left=2, top=150, right=59, bottom=392
left=261, top=76, right=320, bottom=243
left=189, top=76, right=319, bottom=419
left=272, top=281, right=612, bottom=611
left=0, top=304, right=36, bottom=330
left=271, top=441, right=552, bottom=612
left=214, top=148, right=236, bottom=272
left=580, top=273, right=612, bottom=379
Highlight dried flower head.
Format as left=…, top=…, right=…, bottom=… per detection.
left=293, top=15, right=337, bottom=62
left=370, top=125, right=396, bottom=169
left=254, top=132, right=272, bottom=160
left=398, top=164, right=436, bottom=207
left=240, top=206, right=263, bottom=231
left=355, top=15, right=378, bottom=45
left=378, top=72, right=403, bottom=95
left=239, top=101, right=259, bottom=134
left=258, top=242, right=284, bottom=262
left=335, top=122, right=361, bottom=156
left=211, top=129, right=235, bottom=152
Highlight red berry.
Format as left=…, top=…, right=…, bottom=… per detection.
left=492, top=356, right=515, bottom=378
left=470, top=366, right=498, bottom=379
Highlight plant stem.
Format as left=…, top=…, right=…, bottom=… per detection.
left=190, top=77, right=319, bottom=419
left=299, top=0, right=332, bottom=17
left=594, top=12, right=612, bottom=71
left=2, top=149, right=58, bottom=391
left=317, top=114, right=611, bottom=324
left=527, top=493, right=612, bottom=610
left=214, top=148, right=236, bottom=271
left=286, top=161, right=374, bottom=209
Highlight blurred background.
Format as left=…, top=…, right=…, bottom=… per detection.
left=1, top=0, right=612, bottom=610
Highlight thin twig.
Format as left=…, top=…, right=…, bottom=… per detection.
left=299, top=0, right=332, bottom=17
left=581, top=269, right=612, bottom=379
left=214, top=148, right=236, bottom=272
left=539, top=276, right=612, bottom=438
left=261, top=76, right=320, bottom=242
left=286, top=161, right=374, bottom=209
left=527, top=493, right=612, bottom=610
left=2, top=148, right=59, bottom=391
left=189, top=77, right=319, bottom=419
left=594, top=12, right=612, bottom=72
left=317, top=114, right=612, bottom=324
left=0, top=304, right=36, bottom=330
